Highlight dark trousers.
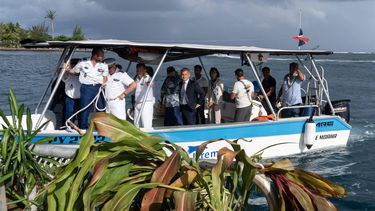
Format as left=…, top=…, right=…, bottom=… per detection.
left=195, top=104, right=206, bottom=124
left=65, top=96, right=80, bottom=124
left=234, top=105, right=252, bottom=122
left=261, top=100, right=276, bottom=115
left=79, top=84, right=105, bottom=129
left=180, top=104, right=196, bottom=125
left=164, top=106, right=183, bottom=126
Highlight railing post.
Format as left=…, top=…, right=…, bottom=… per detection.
left=135, top=49, right=170, bottom=127
left=35, top=46, right=76, bottom=129
left=245, top=53, right=277, bottom=118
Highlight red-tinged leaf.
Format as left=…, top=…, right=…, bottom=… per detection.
left=217, top=147, right=238, bottom=170
left=286, top=169, right=347, bottom=197
left=166, top=169, right=198, bottom=197
left=309, top=192, right=338, bottom=211
left=195, top=139, right=220, bottom=163
left=173, top=191, right=197, bottom=211
left=287, top=181, right=315, bottom=211
left=88, top=157, right=109, bottom=187
left=141, top=151, right=181, bottom=211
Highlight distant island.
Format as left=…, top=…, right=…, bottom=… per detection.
left=0, top=10, right=85, bottom=49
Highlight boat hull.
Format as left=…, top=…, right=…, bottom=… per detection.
left=29, top=115, right=351, bottom=159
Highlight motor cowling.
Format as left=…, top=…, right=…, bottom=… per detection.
left=304, top=118, right=316, bottom=149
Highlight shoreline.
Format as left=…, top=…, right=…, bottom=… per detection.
left=0, top=47, right=90, bottom=52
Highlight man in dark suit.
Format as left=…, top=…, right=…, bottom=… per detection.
left=179, top=68, right=205, bottom=125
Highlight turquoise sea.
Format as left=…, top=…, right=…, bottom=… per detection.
left=0, top=50, right=374, bottom=210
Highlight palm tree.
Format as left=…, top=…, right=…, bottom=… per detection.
left=45, top=10, right=56, bottom=40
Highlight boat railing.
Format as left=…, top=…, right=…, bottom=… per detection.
left=276, top=104, right=318, bottom=120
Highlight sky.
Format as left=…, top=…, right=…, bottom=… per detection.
left=1, top=0, right=374, bottom=52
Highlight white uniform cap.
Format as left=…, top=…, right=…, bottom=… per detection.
left=103, top=58, right=116, bottom=67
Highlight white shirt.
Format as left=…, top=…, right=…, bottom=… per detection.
left=181, top=79, right=189, bottom=105
left=232, top=79, right=254, bottom=108
left=63, top=74, right=81, bottom=99
left=106, top=69, right=134, bottom=100
left=135, top=74, right=155, bottom=104
left=74, top=60, right=108, bottom=85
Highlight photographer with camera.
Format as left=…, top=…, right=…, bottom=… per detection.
left=230, top=68, right=254, bottom=122
left=277, top=62, right=305, bottom=117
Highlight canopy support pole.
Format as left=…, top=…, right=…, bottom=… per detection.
left=198, top=56, right=210, bottom=80
left=310, top=55, right=335, bottom=115
left=135, top=49, right=170, bottom=127
left=125, top=61, right=132, bottom=73
left=245, top=53, right=276, bottom=118
left=34, top=47, right=69, bottom=114
left=35, top=46, right=76, bottom=129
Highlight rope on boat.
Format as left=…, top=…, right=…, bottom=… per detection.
left=65, top=86, right=107, bottom=130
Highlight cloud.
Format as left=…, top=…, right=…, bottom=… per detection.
left=0, top=0, right=374, bottom=52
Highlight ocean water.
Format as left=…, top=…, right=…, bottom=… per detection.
left=0, top=50, right=374, bottom=210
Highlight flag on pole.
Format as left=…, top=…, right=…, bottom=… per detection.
left=292, top=28, right=310, bottom=47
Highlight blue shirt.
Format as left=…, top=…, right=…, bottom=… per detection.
left=282, top=74, right=304, bottom=106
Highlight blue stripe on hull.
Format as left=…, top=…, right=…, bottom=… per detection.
left=150, top=117, right=350, bottom=143
left=27, top=116, right=350, bottom=145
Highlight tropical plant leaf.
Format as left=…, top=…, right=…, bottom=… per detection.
left=166, top=169, right=198, bottom=197
left=287, top=180, right=315, bottom=211
left=308, top=191, right=338, bottom=211
left=173, top=191, right=197, bottom=211
left=286, top=169, right=347, bottom=197
left=103, top=183, right=161, bottom=211
left=66, top=151, right=96, bottom=211
left=141, top=151, right=181, bottom=211
left=88, top=157, right=109, bottom=187
left=0, top=108, right=10, bottom=127
left=1, top=129, right=10, bottom=162
left=91, top=112, right=148, bottom=142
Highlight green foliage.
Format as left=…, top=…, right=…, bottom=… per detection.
left=45, top=10, right=56, bottom=21
left=72, top=25, right=85, bottom=40
left=45, top=10, right=56, bottom=40
left=0, top=94, right=347, bottom=210
left=27, top=22, right=51, bottom=41
left=260, top=159, right=347, bottom=211
left=0, top=22, right=26, bottom=48
left=55, top=35, right=71, bottom=41
left=0, top=89, right=53, bottom=209
left=44, top=112, right=347, bottom=210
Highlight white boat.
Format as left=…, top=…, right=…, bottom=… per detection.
left=1, top=39, right=351, bottom=159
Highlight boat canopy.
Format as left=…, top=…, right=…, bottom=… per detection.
left=22, top=39, right=332, bottom=63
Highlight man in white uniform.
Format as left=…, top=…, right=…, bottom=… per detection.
left=67, top=47, right=108, bottom=129
left=134, top=63, right=155, bottom=129
left=230, top=68, right=254, bottom=122
left=62, top=58, right=81, bottom=124
left=104, top=58, right=136, bottom=120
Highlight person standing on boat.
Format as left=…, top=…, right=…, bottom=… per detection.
left=134, top=63, right=155, bottom=129
left=62, top=58, right=81, bottom=125
left=160, top=66, right=183, bottom=126
left=277, top=62, right=305, bottom=117
left=67, top=47, right=108, bottom=129
left=104, top=58, right=136, bottom=120
left=230, top=68, right=254, bottom=122
left=207, top=67, right=224, bottom=124
left=179, top=68, right=205, bottom=125
left=258, top=67, right=276, bottom=115
left=192, top=65, right=208, bottom=124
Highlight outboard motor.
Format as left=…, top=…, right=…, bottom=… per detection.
left=324, top=99, right=351, bottom=123
left=304, top=109, right=316, bottom=149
